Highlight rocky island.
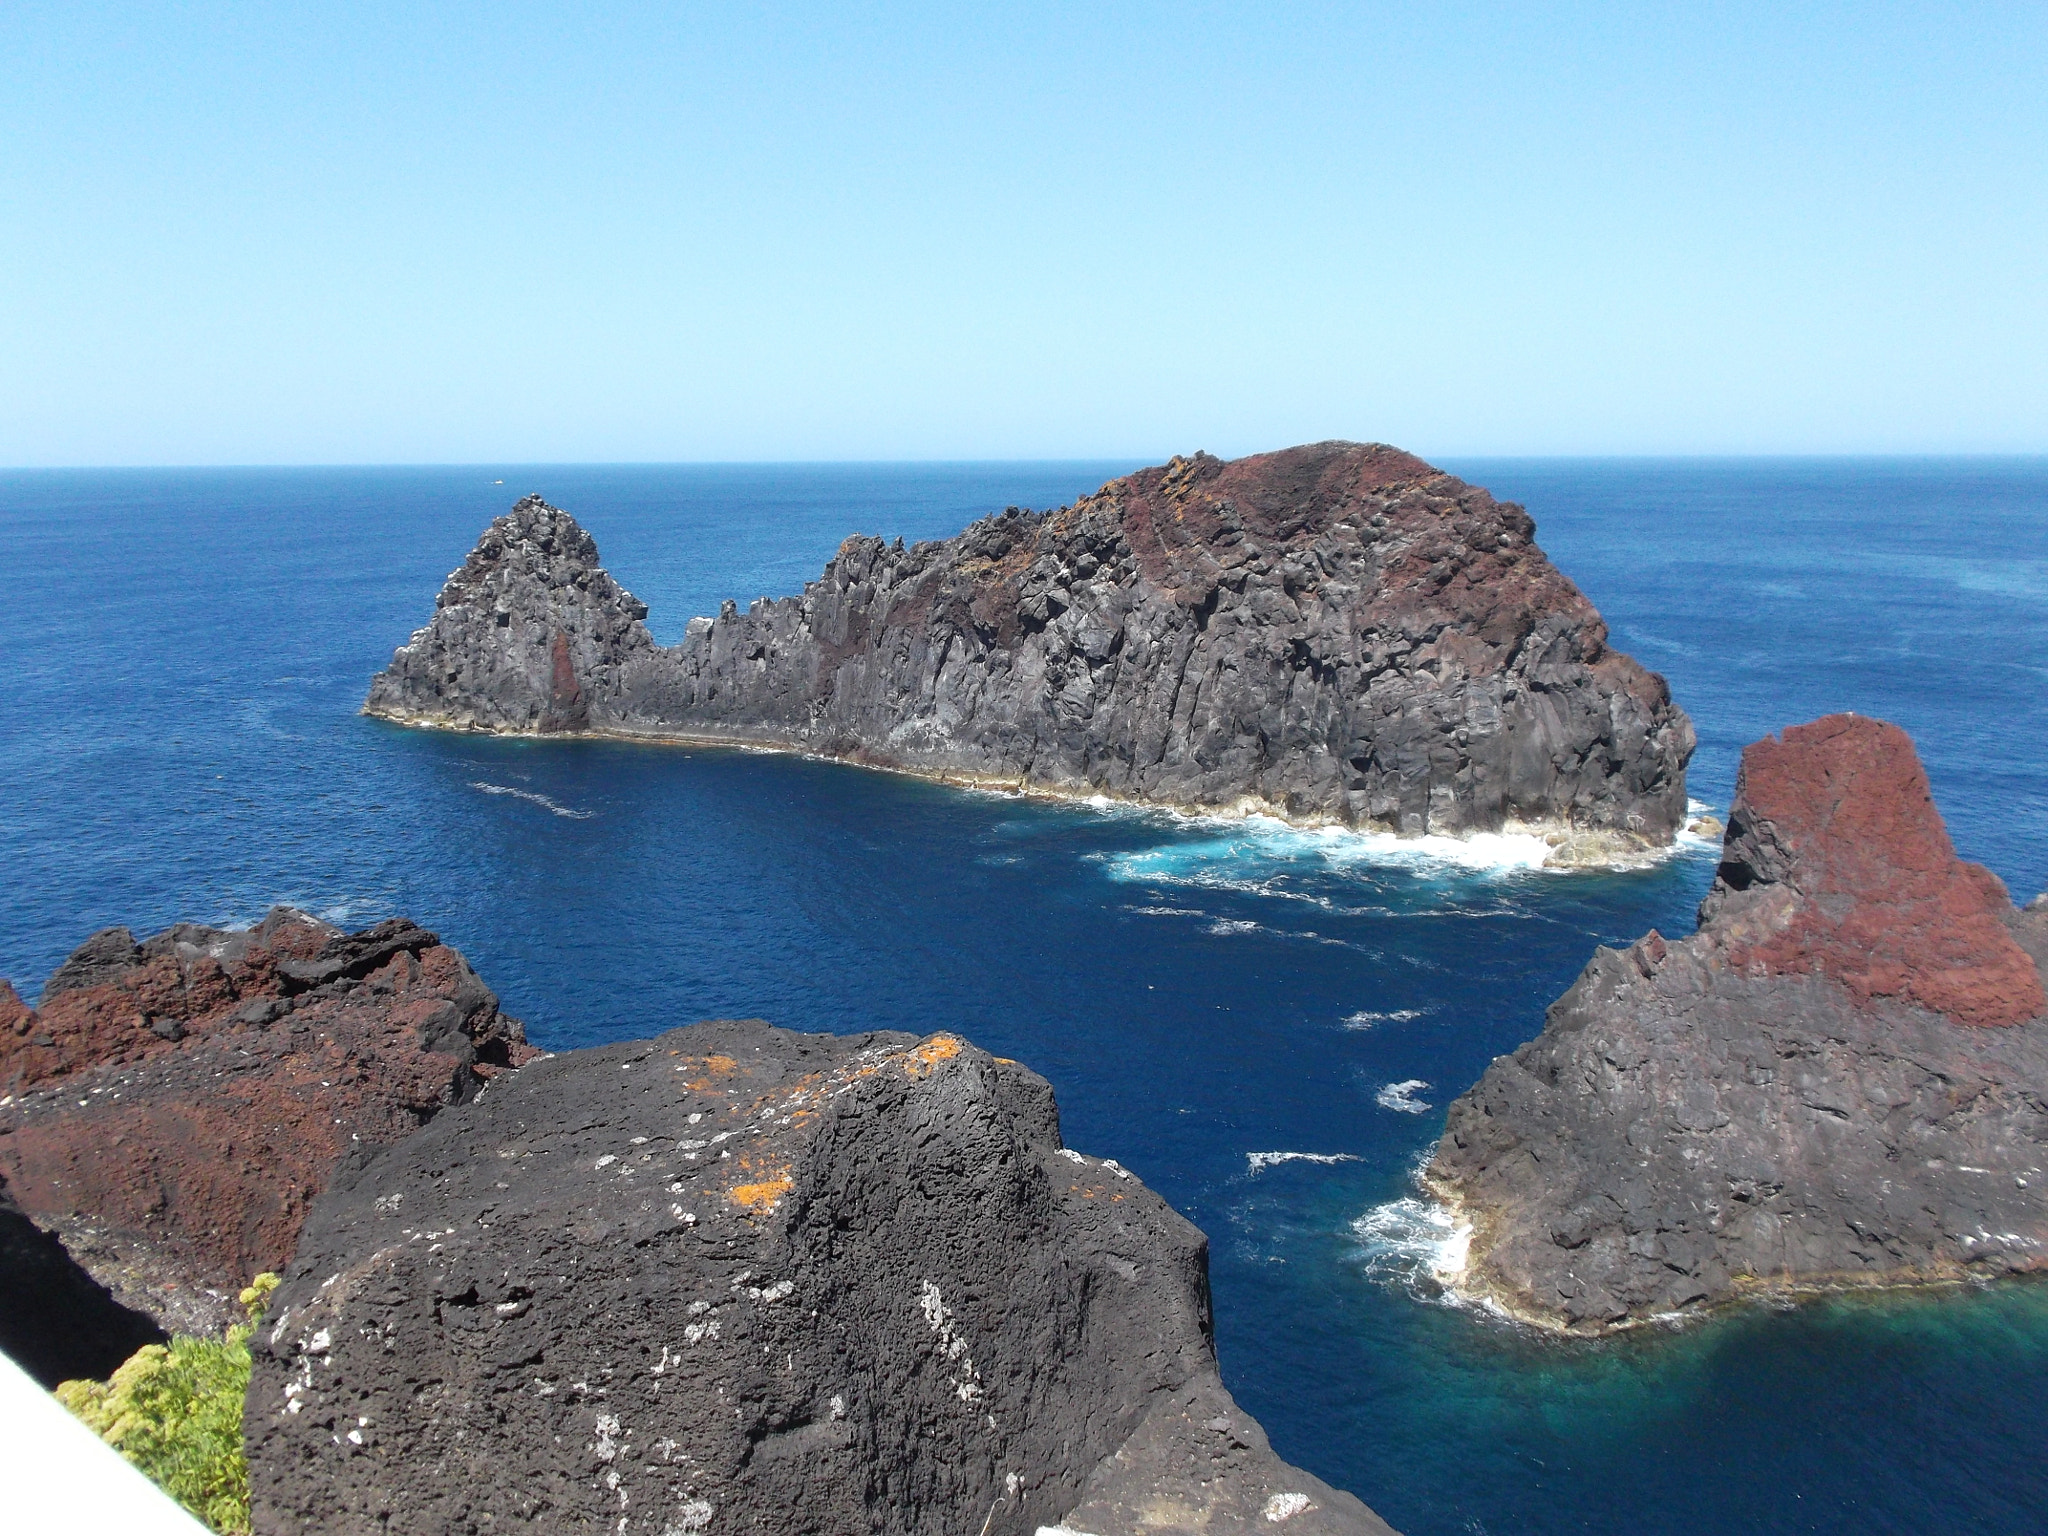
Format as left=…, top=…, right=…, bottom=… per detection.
left=1427, top=714, right=2048, bottom=1332
left=366, top=442, right=1695, bottom=858
left=2, top=923, right=1394, bottom=1534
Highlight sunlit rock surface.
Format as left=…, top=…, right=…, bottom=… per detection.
left=0, top=910, right=537, bottom=1335
left=1430, top=715, right=2048, bottom=1331
left=247, top=1020, right=1393, bottom=1535
left=366, top=442, right=1693, bottom=853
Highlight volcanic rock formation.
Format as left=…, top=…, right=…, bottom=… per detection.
left=1427, top=715, right=2048, bottom=1332
left=0, top=910, right=537, bottom=1335
left=246, top=1020, right=1392, bottom=1536
left=366, top=442, right=1694, bottom=855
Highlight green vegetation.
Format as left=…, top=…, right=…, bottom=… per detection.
left=57, top=1273, right=281, bottom=1535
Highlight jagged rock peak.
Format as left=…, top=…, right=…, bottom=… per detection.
left=1426, top=714, right=2048, bottom=1332
left=367, top=443, right=1696, bottom=851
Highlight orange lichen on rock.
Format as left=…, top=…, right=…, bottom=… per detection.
left=675, top=1053, right=740, bottom=1092
left=727, top=1154, right=795, bottom=1213
left=902, top=1034, right=963, bottom=1078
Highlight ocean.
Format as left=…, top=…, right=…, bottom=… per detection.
left=4, top=457, right=2046, bottom=1534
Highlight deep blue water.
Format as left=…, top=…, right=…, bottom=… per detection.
left=4, top=458, right=2047, bottom=1535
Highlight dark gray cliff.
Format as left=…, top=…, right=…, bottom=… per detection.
left=1427, top=715, right=2048, bottom=1332
left=366, top=443, right=1694, bottom=854
left=247, top=1020, right=1393, bottom=1536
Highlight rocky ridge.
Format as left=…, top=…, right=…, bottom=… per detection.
left=247, top=1019, right=1393, bottom=1536
left=0, top=909, right=537, bottom=1333
left=1426, top=715, right=2048, bottom=1332
left=366, top=442, right=1694, bottom=856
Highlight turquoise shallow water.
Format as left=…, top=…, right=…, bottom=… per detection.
left=3, top=458, right=2046, bottom=1533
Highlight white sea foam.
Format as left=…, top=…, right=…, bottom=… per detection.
left=1208, top=919, right=1263, bottom=936
left=214, top=896, right=395, bottom=932
left=1675, top=797, right=1725, bottom=851
left=471, top=782, right=594, bottom=819
left=1352, top=1196, right=1472, bottom=1287
left=1246, top=1151, right=1363, bottom=1174
left=315, top=899, right=379, bottom=925
left=1342, top=1009, right=1425, bottom=1029
left=1375, top=1080, right=1433, bottom=1114
left=1103, top=816, right=1558, bottom=892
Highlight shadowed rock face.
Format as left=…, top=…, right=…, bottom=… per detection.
left=1428, top=715, right=2048, bottom=1333
left=365, top=443, right=1694, bottom=851
left=0, top=1170, right=166, bottom=1388
left=247, top=1020, right=1394, bottom=1536
left=0, top=911, right=537, bottom=1334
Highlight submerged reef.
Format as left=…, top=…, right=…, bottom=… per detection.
left=1428, top=715, right=2048, bottom=1332
left=366, top=442, right=1694, bottom=859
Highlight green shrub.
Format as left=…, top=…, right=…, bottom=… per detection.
left=57, top=1273, right=281, bottom=1535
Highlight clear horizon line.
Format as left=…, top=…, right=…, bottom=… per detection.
left=7, top=449, right=2048, bottom=473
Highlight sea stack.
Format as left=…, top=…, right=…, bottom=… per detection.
left=365, top=442, right=1695, bottom=858
left=1427, top=715, right=2048, bottom=1332
left=246, top=1020, right=1394, bottom=1535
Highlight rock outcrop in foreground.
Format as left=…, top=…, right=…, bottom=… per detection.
left=1428, top=715, right=2048, bottom=1332
left=366, top=443, right=1694, bottom=854
left=247, top=1020, right=1392, bottom=1536
left=0, top=910, right=536, bottom=1334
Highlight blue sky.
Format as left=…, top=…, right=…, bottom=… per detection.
left=4, top=2, right=2044, bottom=463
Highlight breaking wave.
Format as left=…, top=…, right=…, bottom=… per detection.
left=1246, top=1151, right=1364, bottom=1174
left=1102, top=817, right=1557, bottom=893
left=1375, top=1080, right=1433, bottom=1114
left=471, top=782, right=595, bottom=819
left=1343, top=1009, right=1426, bottom=1029
left=1352, top=1196, right=1471, bottom=1290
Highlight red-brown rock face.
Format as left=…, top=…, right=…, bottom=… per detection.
left=1707, top=714, right=2045, bottom=1026
left=1429, top=713, right=2048, bottom=1332
left=0, top=910, right=538, bottom=1331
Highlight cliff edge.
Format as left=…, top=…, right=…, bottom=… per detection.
left=246, top=1019, right=1394, bottom=1535
left=1427, top=714, right=2048, bottom=1332
left=365, top=443, right=1693, bottom=853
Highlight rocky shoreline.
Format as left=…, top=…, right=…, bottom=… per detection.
left=1426, top=716, right=2048, bottom=1334
left=366, top=442, right=1695, bottom=861
left=2, top=919, right=1395, bottom=1535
